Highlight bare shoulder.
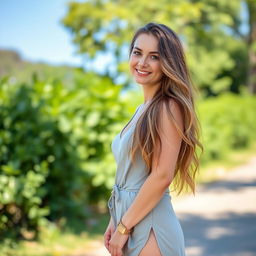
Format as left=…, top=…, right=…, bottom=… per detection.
left=151, top=98, right=184, bottom=179
left=161, top=98, right=184, bottom=132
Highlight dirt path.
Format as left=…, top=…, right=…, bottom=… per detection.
left=173, top=156, right=256, bottom=256
left=83, top=156, right=256, bottom=256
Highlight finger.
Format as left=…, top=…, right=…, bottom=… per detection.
left=106, top=238, right=111, bottom=252
left=105, top=236, right=110, bottom=249
left=104, top=233, right=108, bottom=245
left=117, top=249, right=123, bottom=256
left=106, top=238, right=112, bottom=251
left=114, top=247, right=122, bottom=256
left=105, top=229, right=111, bottom=239
left=109, top=244, right=113, bottom=255
left=104, top=233, right=111, bottom=251
left=110, top=243, right=122, bottom=256
left=105, top=232, right=110, bottom=242
left=113, top=246, right=117, bottom=256
left=110, top=245, right=117, bottom=256
left=104, top=239, right=109, bottom=252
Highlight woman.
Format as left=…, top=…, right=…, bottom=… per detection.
left=104, top=22, right=203, bottom=256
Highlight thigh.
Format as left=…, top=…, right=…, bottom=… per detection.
left=138, top=229, right=162, bottom=256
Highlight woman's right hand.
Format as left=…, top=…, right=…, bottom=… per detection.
left=104, top=217, right=115, bottom=253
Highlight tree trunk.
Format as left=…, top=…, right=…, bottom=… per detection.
left=247, top=0, right=256, bottom=94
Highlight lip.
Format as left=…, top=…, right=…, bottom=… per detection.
left=135, top=68, right=152, bottom=77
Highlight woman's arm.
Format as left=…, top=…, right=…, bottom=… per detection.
left=122, top=100, right=184, bottom=230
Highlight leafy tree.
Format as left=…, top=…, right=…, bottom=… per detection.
left=62, top=0, right=252, bottom=96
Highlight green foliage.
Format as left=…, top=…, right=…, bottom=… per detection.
left=0, top=71, right=126, bottom=239
left=198, top=92, right=256, bottom=163
left=62, top=0, right=247, bottom=95
left=0, top=79, right=85, bottom=238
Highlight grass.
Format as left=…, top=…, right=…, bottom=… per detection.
left=1, top=141, right=256, bottom=256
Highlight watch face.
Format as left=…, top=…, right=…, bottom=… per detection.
left=118, top=223, right=126, bottom=234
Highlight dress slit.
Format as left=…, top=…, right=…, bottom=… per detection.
left=138, top=227, right=163, bottom=256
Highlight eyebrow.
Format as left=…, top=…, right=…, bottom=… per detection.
left=134, top=46, right=159, bottom=54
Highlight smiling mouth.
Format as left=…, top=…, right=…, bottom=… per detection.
left=135, top=69, right=152, bottom=76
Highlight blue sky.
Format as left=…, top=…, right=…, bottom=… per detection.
left=0, top=0, right=84, bottom=66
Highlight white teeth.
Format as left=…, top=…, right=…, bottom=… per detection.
left=137, top=69, right=150, bottom=75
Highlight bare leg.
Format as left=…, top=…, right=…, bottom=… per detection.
left=138, top=228, right=162, bottom=256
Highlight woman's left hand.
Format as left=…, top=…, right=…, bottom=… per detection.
left=109, top=229, right=129, bottom=256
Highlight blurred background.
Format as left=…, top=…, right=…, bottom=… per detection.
left=0, top=0, right=256, bottom=255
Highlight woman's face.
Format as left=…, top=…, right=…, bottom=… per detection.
left=129, top=33, right=163, bottom=87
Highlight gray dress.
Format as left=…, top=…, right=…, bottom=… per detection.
left=108, top=104, right=186, bottom=256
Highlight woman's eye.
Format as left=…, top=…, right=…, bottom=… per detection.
left=133, top=51, right=140, bottom=55
left=151, top=55, right=159, bottom=60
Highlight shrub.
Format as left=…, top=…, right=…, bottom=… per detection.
left=0, top=81, right=85, bottom=238
left=198, top=92, right=256, bottom=163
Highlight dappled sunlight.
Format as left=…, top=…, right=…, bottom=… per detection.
left=173, top=157, right=256, bottom=256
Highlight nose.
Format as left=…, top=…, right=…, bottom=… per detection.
left=138, top=56, right=148, bottom=67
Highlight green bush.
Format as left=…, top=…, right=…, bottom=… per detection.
left=198, top=92, right=256, bottom=163
left=0, top=71, right=125, bottom=239
left=0, top=80, right=85, bottom=238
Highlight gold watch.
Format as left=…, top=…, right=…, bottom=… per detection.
left=117, top=220, right=132, bottom=235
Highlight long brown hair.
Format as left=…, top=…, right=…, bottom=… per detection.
left=128, top=23, right=204, bottom=195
